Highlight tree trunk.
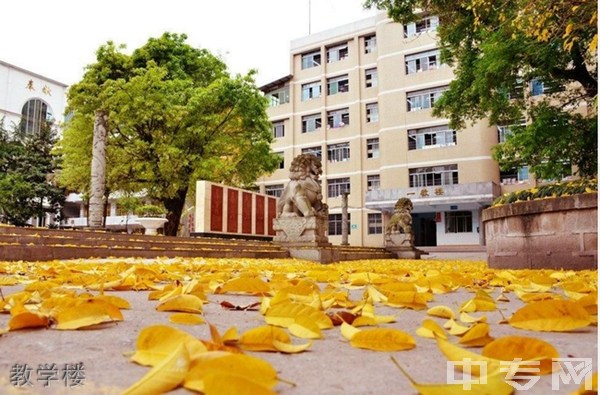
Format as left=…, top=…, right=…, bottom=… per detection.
left=89, top=110, right=108, bottom=229
left=162, top=188, right=188, bottom=236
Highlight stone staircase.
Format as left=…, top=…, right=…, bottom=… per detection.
left=0, top=226, right=395, bottom=262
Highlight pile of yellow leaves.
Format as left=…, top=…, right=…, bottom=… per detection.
left=0, top=257, right=597, bottom=394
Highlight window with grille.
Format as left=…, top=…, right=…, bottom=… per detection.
left=406, top=86, right=448, bottom=111
left=366, top=138, right=380, bottom=159
left=327, top=108, right=350, bottom=128
left=301, top=50, right=321, bottom=69
left=327, top=43, right=349, bottom=63
left=302, top=114, right=322, bottom=133
left=21, top=99, right=50, bottom=134
left=301, top=146, right=322, bottom=160
left=366, top=103, right=379, bottom=123
left=328, top=213, right=351, bottom=235
left=266, top=87, right=290, bottom=107
left=405, top=49, right=441, bottom=74
left=364, top=34, right=377, bottom=54
left=327, top=74, right=349, bottom=95
left=367, top=174, right=380, bottom=191
left=327, top=142, right=350, bottom=163
left=265, top=184, right=284, bottom=197
left=301, top=81, right=321, bottom=101
left=445, top=211, right=473, bottom=233
left=368, top=213, right=383, bottom=234
left=365, top=68, right=378, bottom=88
left=272, top=121, right=285, bottom=138
left=409, top=164, right=458, bottom=187
left=408, top=125, right=456, bottom=150
left=404, top=16, right=439, bottom=37
left=327, top=177, right=350, bottom=198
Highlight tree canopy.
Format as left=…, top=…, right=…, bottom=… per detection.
left=58, top=33, right=280, bottom=235
left=0, top=118, right=65, bottom=226
left=364, top=0, right=597, bottom=179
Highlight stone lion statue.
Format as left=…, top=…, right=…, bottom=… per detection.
left=385, top=197, right=414, bottom=237
left=277, top=153, right=328, bottom=218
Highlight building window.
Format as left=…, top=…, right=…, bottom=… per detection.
left=301, top=81, right=321, bottom=101
left=301, top=146, right=322, bottom=160
left=273, top=121, right=285, bottom=138
left=301, top=50, right=321, bottom=69
left=327, top=108, right=350, bottom=128
left=368, top=213, right=383, bottom=234
left=366, top=103, right=379, bottom=123
left=329, top=213, right=351, bottom=236
left=266, top=87, right=290, bottom=107
left=327, top=74, right=349, bottom=95
left=327, top=177, right=350, bottom=198
left=408, top=125, right=456, bottom=150
left=275, top=151, right=285, bottom=169
left=302, top=114, right=322, bottom=133
left=445, top=211, right=473, bottom=233
left=327, top=142, right=350, bottom=163
left=21, top=99, right=51, bottom=134
left=404, top=15, right=439, bottom=38
left=365, top=68, right=378, bottom=88
left=367, top=174, right=380, bottom=191
left=500, top=167, right=529, bottom=184
left=497, top=118, right=525, bottom=143
left=405, top=49, right=441, bottom=74
left=530, top=78, right=564, bottom=96
left=409, top=164, right=458, bottom=187
left=364, top=34, right=377, bottom=54
left=265, top=184, right=284, bottom=197
left=327, top=43, right=349, bottom=63
left=406, top=86, right=448, bottom=111
left=366, top=138, right=380, bottom=159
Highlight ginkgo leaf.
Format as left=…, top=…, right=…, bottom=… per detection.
left=203, top=372, right=276, bottom=395
left=93, top=294, right=131, bottom=309
left=458, top=323, right=493, bottom=347
left=459, top=312, right=487, bottom=324
left=8, top=311, right=49, bottom=331
left=54, top=299, right=123, bottom=330
left=496, top=293, right=510, bottom=302
left=272, top=339, right=313, bottom=353
left=575, top=292, right=598, bottom=315
left=156, top=294, right=203, bottom=313
left=514, top=290, right=560, bottom=303
left=448, top=319, right=471, bottom=336
left=427, top=305, right=455, bottom=320
left=169, top=313, right=205, bottom=325
left=217, top=277, right=271, bottom=295
left=265, top=301, right=333, bottom=329
left=131, top=325, right=206, bottom=367
left=222, top=326, right=239, bottom=344
left=350, top=328, right=416, bottom=351
left=122, top=342, right=189, bottom=395
left=461, top=290, right=496, bottom=312
left=392, top=356, right=513, bottom=395
left=385, top=291, right=429, bottom=310
left=435, top=337, right=500, bottom=376
left=184, top=353, right=278, bottom=393
left=341, top=322, right=361, bottom=341
left=416, top=319, right=447, bottom=340
left=238, top=325, right=291, bottom=352
left=482, top=336, right=559, bottom=375
left=288, top=316, right=322, bottom=339
left=508, top=299, right=592, bottom=331
left=352, top=316, right=378, bottom=327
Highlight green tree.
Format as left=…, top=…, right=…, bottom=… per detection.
left=0, top=119, right=65, bottom=226
left=58, top=33, right=280, bottom=236
left=364, top=0, right=597, bottom=179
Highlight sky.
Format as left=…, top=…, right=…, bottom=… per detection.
left=1, top=0, right=380, bottom=87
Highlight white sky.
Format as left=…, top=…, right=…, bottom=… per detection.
left=1, top=0, right=379, bottom=87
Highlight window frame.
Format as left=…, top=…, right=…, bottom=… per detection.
left=301, top=81, right=322, bottom=101
left=367, top=213, right=383, bottom=234
left=327, top=43, right=349, bottom=63
left=409, top=164, right=459, bottom=188
left=367, top=174, right=380, bottom=191
left=327, top=177, right=351, bottom=198
left=328, top=213, right=351, bottom=236
left=272, top=121, right=285, bottom=138
left=366, top=138, right=380, bottom=159
left=408, top=125, right=456, bottom=150
left=265, top=184, right=284, bottom=197
left=327, top=142, right=351, bottom=163
left=301, top=113, right=322, bottom=133
left=445, top=211, right=473, bottom=233
left=301, top=50, right=322, bottom=69
left=406, top=86, right=448, bottom=111
left=327, top=74, right=350, bottom=95
left=366, top=102, right=379, bottom=123
left=365, top=68, right=378, bottom=88
left=405, top=49, right=441, bottom=74
left=301, top=146, right=323, bottom=160
left=364, top=34, right=377, bottom=54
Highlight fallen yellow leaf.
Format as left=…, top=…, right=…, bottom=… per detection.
left=482, top=336, right=559, bottom=375
left=350, top=328, right=416, bottom=351
left=509, top=299, right=592, bottom=332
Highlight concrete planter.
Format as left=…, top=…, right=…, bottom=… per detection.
left=482, top=193, right=597, bottom=269
left=137, top=217, right=168, bottom=236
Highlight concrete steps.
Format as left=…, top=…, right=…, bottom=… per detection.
left=0, top=226, right=396, bottom=262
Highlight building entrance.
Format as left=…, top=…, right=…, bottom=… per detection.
left=413, top=213, right=437, bottom=246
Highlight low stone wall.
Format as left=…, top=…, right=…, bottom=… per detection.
left=482, top=193, right=597, bottom=269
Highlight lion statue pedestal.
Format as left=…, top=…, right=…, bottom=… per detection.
left=384, top=197, right=427, bottom=259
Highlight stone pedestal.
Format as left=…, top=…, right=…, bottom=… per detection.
left=385, top=233, right=426, bottom=259
left=273, top=215, right=330, bottom=245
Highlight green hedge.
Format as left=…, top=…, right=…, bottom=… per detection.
left=492, top=178, right=598, bottom=206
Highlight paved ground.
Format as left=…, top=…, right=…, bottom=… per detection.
left=0, top=255, right=596, bottom=395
